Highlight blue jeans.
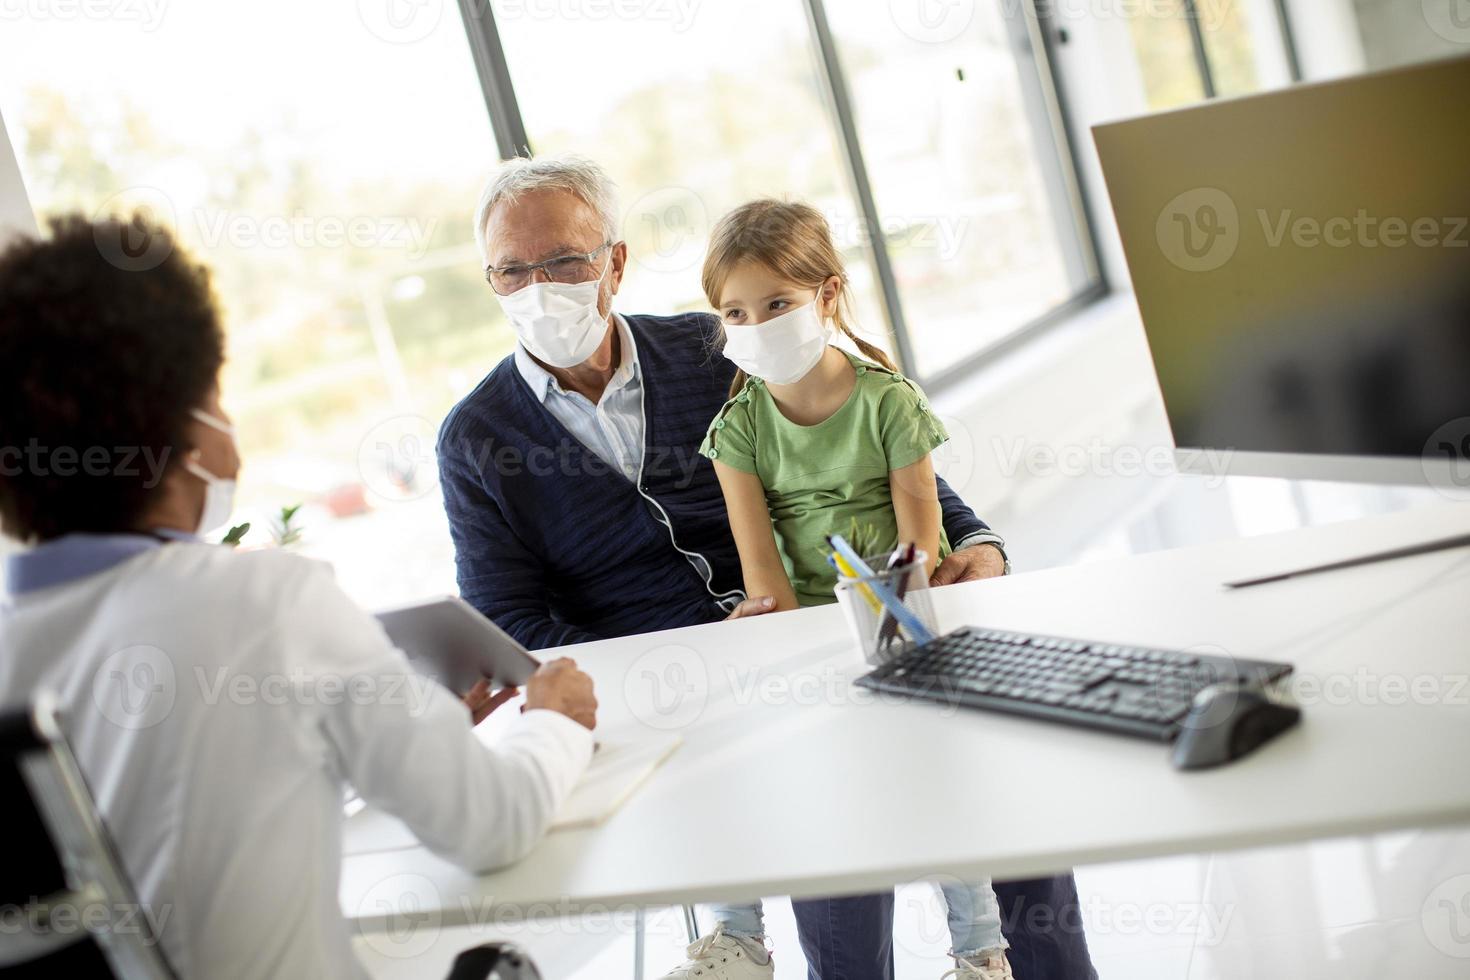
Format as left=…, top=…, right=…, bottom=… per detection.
left=994, top=874, right=1098, bottom=980
left=707, top=873, right=1096, bottom=979
left=710, top=880, right=1003, bottom=961
left=705, top=893, right=894, bottom=980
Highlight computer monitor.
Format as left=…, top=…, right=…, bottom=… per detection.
left=1094, top=56, right=1470, bottom=490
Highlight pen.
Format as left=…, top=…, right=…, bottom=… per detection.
left=828, top=535, right=935, bottom=646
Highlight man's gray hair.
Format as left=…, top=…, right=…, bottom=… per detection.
left=473, top=154, right=620, bottom=267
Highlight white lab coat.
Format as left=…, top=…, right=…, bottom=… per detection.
left=0, top=541, right=593, bottom=979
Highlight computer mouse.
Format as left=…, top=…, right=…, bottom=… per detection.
left=1170, top=682, right=1301, bottom=770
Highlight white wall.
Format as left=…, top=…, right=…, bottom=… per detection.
left=1285, top=0, right=1367, bottom=79
left=0, top=107, right=37, bottom=243
left=1353, top=0, right=1470, bottom=68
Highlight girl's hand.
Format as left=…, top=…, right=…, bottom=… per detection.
left=725, top=595, right=777, bottom=620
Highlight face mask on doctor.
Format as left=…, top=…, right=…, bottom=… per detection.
left=182, top=408, right=237, bottom=536
left=721, top=291, right=832, bottom=386
left=493, top=249, right=615, bottom=369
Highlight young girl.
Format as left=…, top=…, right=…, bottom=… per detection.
left=679, top=199, right=1013, bottom=980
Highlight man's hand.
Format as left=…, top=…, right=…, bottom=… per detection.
left=524, top=658, right=598, bottom=730
left=461, top=679, right=521, bottom=726
left=725, top=595, right=776, bottom=620
left=931, top=543, right=1006, bottom=586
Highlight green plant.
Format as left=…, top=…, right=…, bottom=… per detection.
left=218, top=503, right=304, bottom=549
left=271, top=504, right=304, bottom=548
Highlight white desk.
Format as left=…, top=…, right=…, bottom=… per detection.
left=342, top=502, right=1470, bottom=932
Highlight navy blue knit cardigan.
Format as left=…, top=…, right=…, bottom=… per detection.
left=437, top=312, right=989, bottom=651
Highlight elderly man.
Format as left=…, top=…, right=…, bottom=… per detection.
left=438, top=155, right=1095, bottom=980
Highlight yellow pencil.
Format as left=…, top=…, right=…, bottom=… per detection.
left=832, top=552, right=883, bottom=613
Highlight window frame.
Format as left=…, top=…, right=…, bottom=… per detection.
left=454, top=1, right=1124, bottom=390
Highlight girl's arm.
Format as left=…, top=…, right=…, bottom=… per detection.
left=712, top=460, right=801, bottom=612
left=891, top=454, right=942, bottom=579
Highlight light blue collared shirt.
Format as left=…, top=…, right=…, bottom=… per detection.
left=513, top=314, right=644, bottom=483
left=5, top=529, right=199, bottom=595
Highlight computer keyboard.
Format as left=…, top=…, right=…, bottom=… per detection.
left=855, top=626, right=1294, bottom=742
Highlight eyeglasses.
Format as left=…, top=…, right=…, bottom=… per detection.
left=484, top=242, right=613, bottom=296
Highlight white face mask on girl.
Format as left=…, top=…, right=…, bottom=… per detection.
left=721, top=297, right=832, bottom=386
left=183, top=408, right=238, bottom=536
left=494, top=255, right=613, bottom=369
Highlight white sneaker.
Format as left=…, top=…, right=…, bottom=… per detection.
left=656, top=925, right=773, bottom=980
left=943, top=947, right=1014, bottom=980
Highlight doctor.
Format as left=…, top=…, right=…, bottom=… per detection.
left=0, top=214, right=598, bottom=979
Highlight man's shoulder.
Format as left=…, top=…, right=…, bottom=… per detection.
left=624, top=310, right=721, bottom=352
left=438, top=353, right=521, bottom=448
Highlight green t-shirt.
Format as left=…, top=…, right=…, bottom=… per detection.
left=699, top=351, right=951, bottom=607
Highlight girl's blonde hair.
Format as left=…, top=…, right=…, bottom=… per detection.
left=702, top=199, right=897, bottom=397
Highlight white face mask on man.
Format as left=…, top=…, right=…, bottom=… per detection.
left=183, top=408, right=238, bottom=536
left=721, top=296, right=832, bottom=386
left=494, top=255, right=614, bottom=369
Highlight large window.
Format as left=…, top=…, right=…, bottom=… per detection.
left=1, top=0, right=1102, bottom=602
left=1126, top=0, right=1298, bottom=110
left=0, top=2, right=503, bottom=605
left=823, top=0, right=1092, bottom=378
left=486, top=0, right=891, bottom=354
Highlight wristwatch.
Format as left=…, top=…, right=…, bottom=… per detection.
left=959, top=531, right=1012, bottom=576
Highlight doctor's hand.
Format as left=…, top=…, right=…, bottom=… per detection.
left=462, top=680, right=521, bottom=726
left=931, top=543, right=1007, bottom=587
left=524, top=658, right=598, bottom=731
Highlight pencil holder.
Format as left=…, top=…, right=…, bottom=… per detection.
left=833, top=551, right=938, bottom=666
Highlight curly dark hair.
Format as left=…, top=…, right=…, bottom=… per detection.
left=0, top=212, right=225, bottom=542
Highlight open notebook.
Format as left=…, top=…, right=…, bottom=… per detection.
left=343, top=733, right=682, bottom=855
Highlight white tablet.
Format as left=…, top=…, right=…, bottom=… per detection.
left=374, top=595, right=541, bottom=695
